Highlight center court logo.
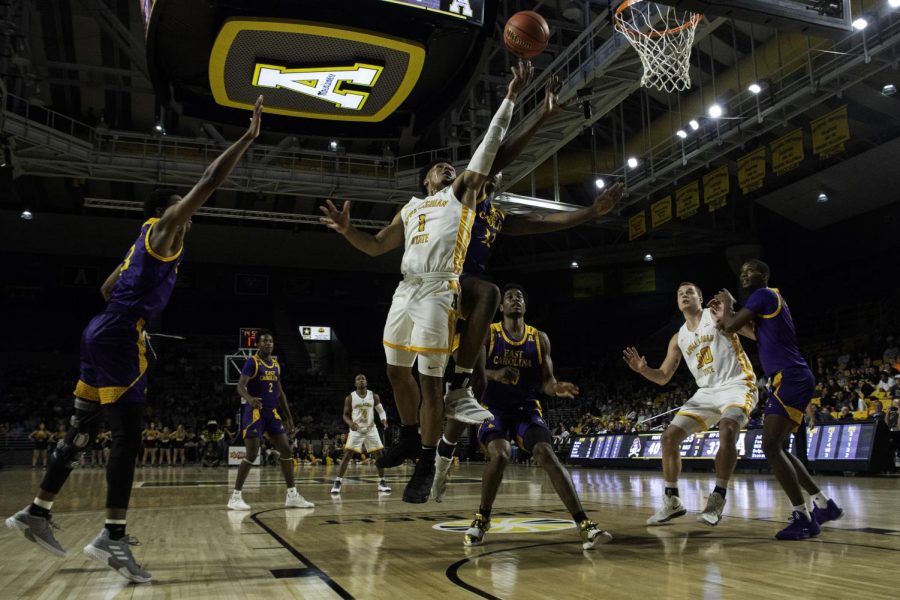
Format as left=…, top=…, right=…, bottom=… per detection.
left=433, top=517, right=575, bottom=534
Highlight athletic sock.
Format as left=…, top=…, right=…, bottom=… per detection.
left=811, top=491, right=829, bottom=509
left=713, top=486, right=727, bottom=499
left=400, top=424, right=419, bottom=440
left=286, top=486, right=298, bottom=495
left=792, top=504, right=811, bottom=521
left=449, top=366, right=474, bottom=391
left=105, top=519, right=126, bottom=540
left=664, top=481, right=679, bottom=498
left=29, top=498, right=52, bottom=518
left=572, top=511, right=588, bottom=524
left=478, top=508, right=491, bottom=520
left=714, top=479, right=728, bottom=499
left=420, top=446, right=437, bottom=461
left=335, top=477, right=342, bottom=482
left=437, top=436, right=457, bottom=459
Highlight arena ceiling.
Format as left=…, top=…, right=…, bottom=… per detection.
left=1, top=0, right=899, bottom=270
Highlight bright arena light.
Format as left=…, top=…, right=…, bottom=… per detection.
left=748, top=83, right=762, bottom=94
left=676, top=129, right=688, bottom=139
left=852, top=17, right=868, bottom=30
left=708, top=103, right=723, bottom=118
left=20, top=210, right=33, bottom=220
left=595, top=178, right=606, bottom=190
left=570, top=260, right=580, bottom=269
left=689, top=119, right=700, bottom=131
left=627, top=157, right=638, bottom=169
left=890, top=0, right=900, bottom=8
left=644, top=253, right=653, bottom=262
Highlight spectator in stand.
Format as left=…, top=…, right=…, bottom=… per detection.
left=888, top=402, right=899, bottom=431
left=222, top=417, right=238, bottom=459
left=878, top=374, right=894, bottom=393
left=837, top=406, right=855, bottom=422
left=869, top=401, right=887, bottom=426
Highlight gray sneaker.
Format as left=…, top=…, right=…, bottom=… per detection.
left=697, top=491, right=726, bottom=526
left=5, top=507, right=67, bottom=557
left=83, top=528, right=152, bottom=583
left=444, top=388, right=493, bottom=424
left=431, top=454, right=452, bottom=502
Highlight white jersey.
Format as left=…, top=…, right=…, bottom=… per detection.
left=351, top=390, right=376, bottom=431
left=399, top=185, right=474, bottom=278
left=678, top=309, right=755, bottom=389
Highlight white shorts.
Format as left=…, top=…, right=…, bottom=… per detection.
left=670, top=382, right=756, bottom=435
left=383, top=277, right=460, bottom=376
left=344, top=427, right=384, bottom=453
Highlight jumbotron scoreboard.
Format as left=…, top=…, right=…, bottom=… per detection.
left=142, top=0, right=497, bottom=137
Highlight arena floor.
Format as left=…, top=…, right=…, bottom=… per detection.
left=1, top=463, right=898, bottom=599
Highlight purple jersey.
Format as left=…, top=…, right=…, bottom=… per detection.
left=107, top=218, right=184, bottom=319
left=744, top=287, right=808, bottom=376
left=242, top=355, right=281, bottom=409
left=483, top=322, right=544, bottom=409
left=463, top=195, right=506, bottom=277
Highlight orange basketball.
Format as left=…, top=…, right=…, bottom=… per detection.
left=504, top=11, right=550, bottom=60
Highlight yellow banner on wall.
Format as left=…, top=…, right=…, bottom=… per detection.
left=573, top=272, right=604, bottom=298
left=770, top=129, right=804, bottom=175
left=676, top=181, right=700, bottom=219
left=811, top=105, right=849, bottom=158
left=623, top=266, right=656, bottom=294
left=737, top=146, right=766, bottom=194
left=650, top=196, right=672, bottom=228
left=703, top=165, right=729, bottom=212
left=628, top=211, right=647, bottom=241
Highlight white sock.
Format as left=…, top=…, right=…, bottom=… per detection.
left=33, top=497, right=53, bottom=510
left=105, top=518, right=126, bottom=525
left=714, top=479, right=729, bottom=490
left=664, top=481, right=677, bottom=489
left=335, top=477, right=342, bottom=482
left=811, top=492, right=829, bottom=509
left=441, top=435, right=457, bottom=447
left=287, top=486, right=297, bottom=495
left=792, top=504, right=811, bottom=521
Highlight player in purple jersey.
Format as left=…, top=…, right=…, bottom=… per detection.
left=712, top=259, right=843, bottom=540
left=5, top=96, right=265, bottom=582
left=228, top=331, right=314, bottom=511
left=462, top=284, right=612, bottom=549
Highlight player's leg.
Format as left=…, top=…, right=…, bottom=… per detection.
left=364, top=429, right=391, bottom=492
left=229, top=435, right=258, bottom=510
left=463, top=434, right=508, bottom=546
left=445, top=278, right=497, bottom=423
left=331, top=447, right=356, bottom=495
left=402, top=371, right=443, bottom=503
left=698, top=415, right=742, bottom=526
left=271, top=431, right=312, bottom=508
left=646, top=414, right=694, bottom=525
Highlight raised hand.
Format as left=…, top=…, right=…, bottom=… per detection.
left=708, top=298, right=724, bottom=323
left=247, top=95, right=263, bottom=139
left=622, top=346, right=648, bottom=374
left=712, top=289, right=736, bottom=310
left=507, top=59, right=534, bottom=99
left=319, top=199, right=351, bottom=234
left=542, top=74, right=561, bottom=115
left=593, top=182, right=625, bottom=217
left=552, top=381, right=580, bottom=399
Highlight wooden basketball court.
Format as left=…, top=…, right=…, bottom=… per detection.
left=1, top=463, right=898, bottom=599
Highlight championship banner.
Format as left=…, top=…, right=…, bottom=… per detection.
left=628, top=211, right=647, bottom=241
left=650, top=196, right=672, bottom=228
left=770, top=129, right=804, bottom=175
left=623, top=266, right=656, bottom=294
left=811, top=105, right=850, bottom=158
left=737, top=146, right=766, bottom=194
left=675, top=181, right=700, bottom=219
left=702, top=165, right=729, bottom=212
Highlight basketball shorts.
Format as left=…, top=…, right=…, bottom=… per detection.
left=765, top=366, right=815, bottom=430
left=477, top=403, right=549, bottom=451
left=383, top=276, right=460, bottom=376
left=344, top=426, right=384, bottom=453
left=241, top=404, right=287, bottom=439
left=671, top=382, right=756, bottom=434
left=74, top=311, right=149, bottom=404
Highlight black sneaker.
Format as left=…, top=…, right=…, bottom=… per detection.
left=376, top=429, right=421, bottom=469
left=402, top=458, right=435, bottom=504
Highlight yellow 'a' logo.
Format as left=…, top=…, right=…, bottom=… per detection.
left=253, top=63, right=383, bottom=110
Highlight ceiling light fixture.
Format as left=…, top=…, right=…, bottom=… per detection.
left=748, top=83, right=762, bottom=94
left=20, top=210, right=33, bottom=220
left=644, top=253, right=653, bottom=262
left=627, top=157, right=638, bottom=169
left=689, top=119, right=700, bottom=131
left=595, top=178, right=606, bottom=190
left=708, top=103, right=723, bottom=118
left=570, top=260, right=580, bottom=269
left=676, top=129, right=688, bottom=139
left=882, top=83, right=897, bottom=96
left=852, top=17, right=868, bottom=30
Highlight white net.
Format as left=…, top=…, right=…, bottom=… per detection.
left=614, top=0, right=702, bottom=93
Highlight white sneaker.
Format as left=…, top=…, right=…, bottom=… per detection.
left=330, top=479, right=342, bottom=495
left=285, top=490, right=315, bottom=508
left=227, top=492, right=251, bottom=511
left=697, top=491, right=726, bottom=526
left=377, top=480, right=391, bottom=493
left=444, top=388, right=493, bottom=424
left=431, top=454, right=452, bottom=502
left=646, top=495, right=687, bottom=525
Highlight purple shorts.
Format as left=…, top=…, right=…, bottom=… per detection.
left=477, top=404, right=549, bottom=449
left=74, top=311, right=149, bottom=405
left=241, top=404, right=286, bottom=439
left=765, top=366, right=816, bottom=429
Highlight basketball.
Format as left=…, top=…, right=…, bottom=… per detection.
left=504, top=11, right=550, bottom=59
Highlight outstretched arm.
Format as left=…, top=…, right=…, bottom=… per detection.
left=623, top=334, right=682, bottom=386
left=319, top=200, right=404, bottom=256
left=538, top=332, right=579, bottom=398
left=151, top=96, right=264, bottom=250
left=502, top=182, right=625, bottom=235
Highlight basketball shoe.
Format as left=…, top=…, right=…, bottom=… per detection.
left=402, top=458, right=435, bottom=504
left=464, top=513, right=491, bottom=546
left=83, top=529, right=152, bottom=583
left=227, top=491, right=251, bottom=510
left=776, top=511, right=820, bottom=540
left=5, top=507, right=67, bottom=557
left=443, top=388, right=493, bottom=424
left=646, top=494, right=687, bottom=525
left=376, top=426, right=420, bottom=469
left=697, top=491, right=726, bottom=526
left=431, top=453, right=453, bottom=502
left=377, top=479, right=391, bottom=493
left=285, top=488, right=314, bottom=508
left=330, top=479, right=342, bottom=495
left=812, top=499, right=843, bottom=525
left=578, top=520, right=613, bottom=550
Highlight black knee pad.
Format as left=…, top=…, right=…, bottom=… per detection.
left=51, top=399, right=103, bottom=469
left=522, top=425, right=553, bottom=455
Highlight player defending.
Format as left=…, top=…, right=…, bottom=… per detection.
left=330, top=374, right=391, bottom=495
left=320, top=61, right=533, bottom=503
left=5, top=96, right=266, bottom=582
left=622, top=282, right=757, bottom=526
left=228, top=330, right=314, bottom=511
left=711, top=259, right=843, bottom=540
left=464, top=284, right=612, bottom=549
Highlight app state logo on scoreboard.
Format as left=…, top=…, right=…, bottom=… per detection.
left=209, top=20, right=425, bottom=122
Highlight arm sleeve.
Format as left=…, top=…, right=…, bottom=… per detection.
left=744, top=288, right=777, bottom=316
left=375, top=403, right=387, bottom=422
left=466, top=99, right=515, bottom=175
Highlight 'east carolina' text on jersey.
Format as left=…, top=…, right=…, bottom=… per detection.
left=351, top=390, right=375, bottom=430
left=678, top=309, right=755, bottom=389
left=463, top=194, right=506, bottom=277
left=400, top=185, right=474, bottom=277
left=241, top=355, right=281, bottom=409
left=483, top=322, right=544, bottom=409
left=107, top=218, right=184, bottom=320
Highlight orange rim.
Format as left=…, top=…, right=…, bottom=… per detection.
left=614, top=0, right=703, bottom=39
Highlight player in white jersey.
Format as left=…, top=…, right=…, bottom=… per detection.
left=320, top=61, right=534, bottom=503
left=330, top=374, right=391, bottom=495
left=623, top=282, right=758, bottom=526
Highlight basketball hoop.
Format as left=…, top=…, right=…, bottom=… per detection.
left=614, top=0, right=702, bottom=93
